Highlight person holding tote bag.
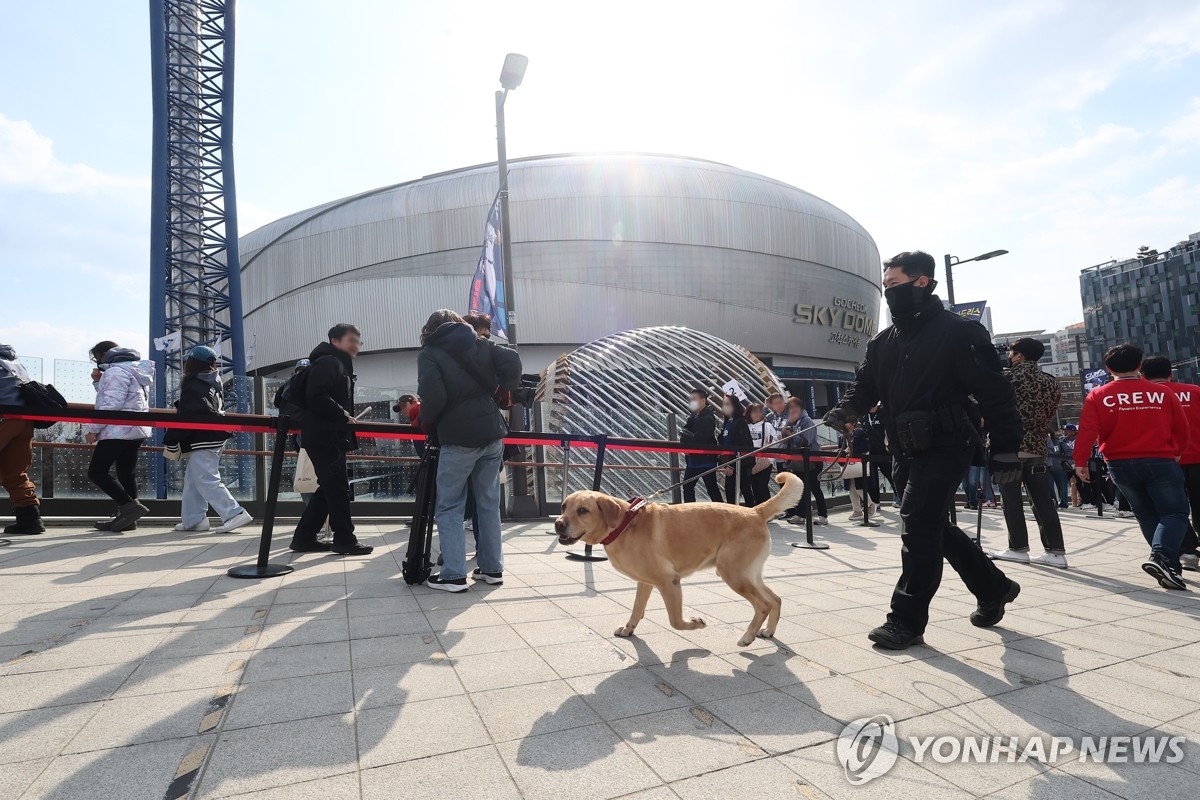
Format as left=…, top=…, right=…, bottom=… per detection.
left=165, top=346, right=252, bottom=533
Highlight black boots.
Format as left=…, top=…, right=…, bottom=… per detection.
left=971, top=580, right=1022, bottom=627
left=4, top=505, right=45, bottom=535
left=109, top=501, right=148, bottom=533
left=868, top=620, right=924, bottom=650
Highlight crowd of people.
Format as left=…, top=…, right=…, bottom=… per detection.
left=1, top=251, right=1198, bottom=652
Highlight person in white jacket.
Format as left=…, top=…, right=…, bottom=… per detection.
left=86, top=341, right=154, bottom=532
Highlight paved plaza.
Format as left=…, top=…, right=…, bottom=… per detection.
left=1, top=505, right=1197, bottom=800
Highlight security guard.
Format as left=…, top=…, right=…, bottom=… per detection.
left=825, top=251, right=1024, bottom=650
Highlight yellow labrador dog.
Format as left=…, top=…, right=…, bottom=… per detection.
left=555, top=472, right=803, bottom=647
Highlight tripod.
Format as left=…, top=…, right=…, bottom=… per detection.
left=402, top=443, right=440, bottom=585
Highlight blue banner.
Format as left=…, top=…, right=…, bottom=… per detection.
left=468, top=193, right=509, bottom=341
left=951, top=301, right=987, bottom=324
left=1082, top=366, right=1109, bottom=396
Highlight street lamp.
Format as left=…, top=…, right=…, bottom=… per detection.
left=494, top=53, right=539, bottom=518
left=495, top=53, right=527, bottom=346
left=944, top=249, right=1008, bottom=308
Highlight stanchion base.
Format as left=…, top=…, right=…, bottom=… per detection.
left=857, top=520, right=882, bottom=528
left=565, top=551, right=608, bottom=562
left=0, top=539, right=11, bottom=547
left=227, top=563, right=295, bottom=579
left=789, top=541, right=831, bottom=550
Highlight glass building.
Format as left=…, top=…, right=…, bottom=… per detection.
left=1080, top=232, right=1200, bottom=384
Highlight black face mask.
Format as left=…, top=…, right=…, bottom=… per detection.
left=884, top=279, right=937, bottom=318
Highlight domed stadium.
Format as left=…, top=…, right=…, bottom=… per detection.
left=539, top=326, right=789, bottom=499
left=239, top=152, right=881, bottom=415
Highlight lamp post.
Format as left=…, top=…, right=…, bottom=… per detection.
left=494, top=53, right=539, bottom=518
left=944, top=249, right=1008, bottom=308
left=495, top=53, right=527, bottom=346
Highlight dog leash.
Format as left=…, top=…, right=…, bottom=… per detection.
left=640, top=421, right=825, bottom=504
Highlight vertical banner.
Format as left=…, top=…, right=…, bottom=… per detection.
left=468, top=193, right=509, bottom=341
left=951, top=301, right=988, bottom=324
left=1081, top=366, right=1110, bottom=397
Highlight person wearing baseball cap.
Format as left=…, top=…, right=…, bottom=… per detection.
left=163, top=345, right=253, bottom=535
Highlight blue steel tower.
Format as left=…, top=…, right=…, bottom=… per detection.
left=148, top=0, right=246, bottom=409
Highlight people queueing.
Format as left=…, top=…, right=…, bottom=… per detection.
left=826, top=250, right=1024, bottom=650
left=164, top=346, right=253, bottom=534
left=87, top=341, right=154, bottom=532
left=782, top=397, right=828, bottom=526
left=417, top=309, right=521, bottom=592
left=990, top=337, right=1069, bottom=569
left=1140, top=356, right=1200, bottom=571
left=288, top=324, right=374, bottom=556
left=745, top=402, right=777, bottom=506
left=679, top=388, right=722, bottom=503
left=1074, top=345, right=1190, bottom=589
left=0, top=344, right=45, bottom=535
left=717, top=394, right=755, bottom=507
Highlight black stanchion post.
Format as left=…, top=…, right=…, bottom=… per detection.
left=859, top=456, right=880, bottom=528
left=228, top=414, right=296, bottom=579
left=975, top=473, right=985, bottom=547
left=790, top=450, right=829, bottom=551
left=566, top=434, right=609, bottom=562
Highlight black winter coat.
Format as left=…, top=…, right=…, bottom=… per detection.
left=164, top=373, right=230, bottom=451
left=718, top=417, right=753, bottom=464
left=417, top=322, right=522, bottom=448
left=840, top=296, right=1023, bottom=454
left=680, top=406, right=719, bottom=465
left=301, top=342, right=358, bottom=450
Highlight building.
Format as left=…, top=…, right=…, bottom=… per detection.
left=993, top=325, right=1085, bottom=379
left=239, top=153, right=881, bottom=411
left=1080, top=231, right=1200, bottom=384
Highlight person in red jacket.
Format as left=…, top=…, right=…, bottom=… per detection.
left=1075, top=344, right=1191, bottom=589
left=1141, top=356, right=1200, bottom=571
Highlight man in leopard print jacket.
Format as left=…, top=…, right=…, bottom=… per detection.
left=989, top=338, right=1069, bottom=569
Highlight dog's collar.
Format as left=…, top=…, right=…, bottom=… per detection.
left=600, top=498, right=647, bottom=546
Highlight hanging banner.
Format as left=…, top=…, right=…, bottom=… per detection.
left=951, top=301, right=988, bottom=324
left=467, top=193, right=509, bottom=341
left=1082, top=366, right=1110, bottom=397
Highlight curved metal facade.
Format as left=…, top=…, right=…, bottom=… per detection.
left=539, top=326, right=787, bottom=501
left=240, top=153, right=882, bottom=378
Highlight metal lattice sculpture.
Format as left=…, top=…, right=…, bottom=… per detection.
left=148, top=0, right=246, bottom=407
left=538, top=326, right=788, bottom=501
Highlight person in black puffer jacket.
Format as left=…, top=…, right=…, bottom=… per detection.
left=165, top=346, right=251, bottom=534
left=417, top=309, right=521, bottom=592
left=289, top=324, right=373, bottom=556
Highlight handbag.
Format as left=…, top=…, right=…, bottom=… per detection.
left=294, top=448, right=319, bottom=493
left=751, top=422, right=774, bottom=474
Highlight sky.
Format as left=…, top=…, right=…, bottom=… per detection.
left=2, top=0, right=1199, bottom=366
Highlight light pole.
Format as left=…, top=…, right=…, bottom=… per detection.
left=944, top=249, right=1008, bottom=308
left=494, top=53, right=539, bottom=518
left=495, top=53, right=527, bottom=346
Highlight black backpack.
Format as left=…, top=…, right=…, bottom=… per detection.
left=273, top=369, right=310, bottom=422
left=17, top=381, right=68, bottom=429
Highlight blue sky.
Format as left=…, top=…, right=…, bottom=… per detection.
left=2, top=0, right=1199, bottom=365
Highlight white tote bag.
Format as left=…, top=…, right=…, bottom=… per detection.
left=294, top=448, right=319, bottom=493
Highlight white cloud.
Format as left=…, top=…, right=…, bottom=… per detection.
left=1162, top=98, right=1200, bottom=144
left=0, top=114, right=144, bottom=194
left=0, top=321, right=147, bottom=365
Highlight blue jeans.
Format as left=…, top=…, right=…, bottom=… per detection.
left=181, top=447, right=244, bottom=526
left=434, top=439, right=504, bottom=580
left=1107, top=458, right=1189, bottom=569
left=1047, top=468, right=1070, bottom=508
left=963, top=465, right=994, bottom=506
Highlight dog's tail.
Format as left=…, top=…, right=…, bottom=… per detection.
left=754, top=471, right=805, bottom=522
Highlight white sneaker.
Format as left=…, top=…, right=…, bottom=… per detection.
left=1181, top=553, right=1198, bottom=571
left=215, top=509, right=253, bottom=533
left=849, top=511, right=864, bottom=521
left=174, top=520, right=210, bottom=532
left=989, top=548, right=1031, bottom=564
left=1031, top=552, right=1069, bottom=569
left=816, top=516, right=828, bottom=526
left=1116, top=510, right=1132, bottom=519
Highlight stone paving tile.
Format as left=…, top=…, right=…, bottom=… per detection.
left=611, top=706, right=765, bottom=782
left=0, top=702, right=103, bottom=765
left=358, top=694, right=491, bottom=768
left=497, top=722, right=663, bottom=800
left=22, top=734, right=211, bottom=800
left=360, top=745, right=521, bottom=800
left=62, top=687, right=215, bottom=753
left=224, top=671, right=355, bottom=730
left=473, top=678, right=603, bottom=742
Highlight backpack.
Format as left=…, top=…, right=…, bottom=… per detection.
left=17, top=381, right=68, bottom=429
left=273, top=369, right=310, bottom=422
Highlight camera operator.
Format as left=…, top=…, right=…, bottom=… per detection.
left=825, top=251, right=1024, bottom=650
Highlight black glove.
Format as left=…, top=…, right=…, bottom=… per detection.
left=822, top=407, right=853, bottom=430
left=989, top=453, right=1023, bottom=485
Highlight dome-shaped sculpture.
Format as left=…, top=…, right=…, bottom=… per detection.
left=538, top=326, right=788, bottom=501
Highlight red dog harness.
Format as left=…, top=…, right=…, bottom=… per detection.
left=600, top=498, right=647, bottom=545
